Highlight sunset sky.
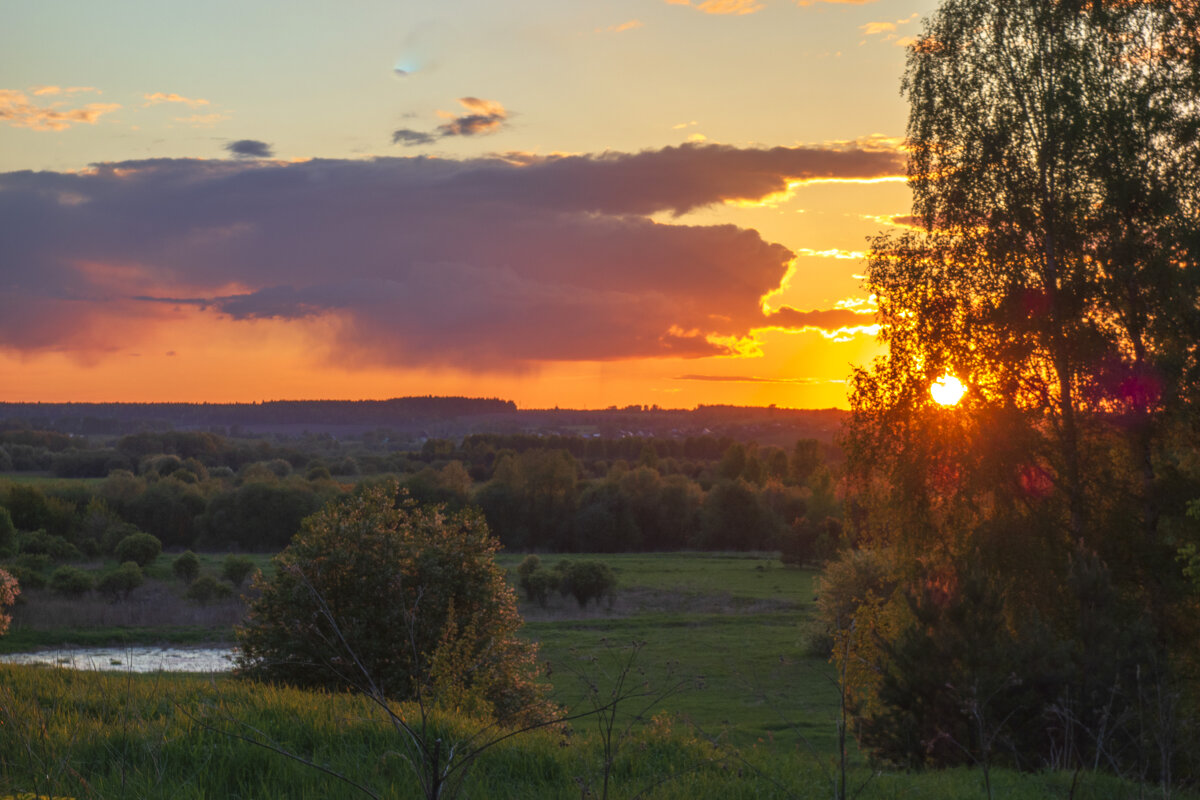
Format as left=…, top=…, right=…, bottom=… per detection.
left=2, top=0, right=938, bottom=409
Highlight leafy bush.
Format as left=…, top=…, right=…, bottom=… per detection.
left=186, top=574, right=232, bottom=605
left=516, top=555, right=560, bottom=607
left=97, top=561, right=144, bottom=602
left=114, top=532, right=162, bottom=567
left=2, top=560, right=46, bottom=590
left=558, top=560, right=617, bottom=608
left=49, top=566, right=93, bottom=597
left=236, top=483, right=554, bottom=726
left=19, top=529, right=83, bottom=562
left=221, top=554, right=257, bottom=588
left=172, top=550, right=201, bottom=584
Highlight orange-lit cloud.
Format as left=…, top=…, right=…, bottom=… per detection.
left=30, top=86, right=100, bottom=96
left=0, top=143, right=900, bottom=372
left=675, top=374, right=840, bottom=384
left=597, top=19, right=643, bottom=33
left=172, top=112, right=229, bottom=127
left=795, top=0, right=878, bottom=6
left=143, top=92, right=210, bottom=108
left=760, top=300, right=879, bottom=342
left=859, top=13, right=919, bottom=45
left=665, top=0, right=764, bottom=15
left=0, top=89, right=120, bottom=131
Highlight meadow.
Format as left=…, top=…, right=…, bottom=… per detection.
left=3, top=552, right=1191, bottom=798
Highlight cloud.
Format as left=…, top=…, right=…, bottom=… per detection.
left=597, top=19, right=643, bottom=33
left=225, top=139, right=274, bottom=159
left=0, top=143, right=902, bottom=368
left=30, top=86, right=100, bottom=96
left=394, top=97, right=510, bottom=146
left=173, top=113, right=229, bottom=127
left=0, top=89, right=120, bottom=131
left=665, top=0, right=764, bottom=14
left=859, top=12, right=919, bottom=44
left=392, top=128, right=438, bottom=146
left=675, top=374, right=830, bottom=384
left=765, top=305, right=879, bottom=340
left=143, top=92, right=210, bottom=108
left=436, top=97, right=508, bottom=137
left=796, top=0, right=878, bottom=5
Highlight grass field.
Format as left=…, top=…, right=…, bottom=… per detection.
left=2, top=552, right=1195, bottom=798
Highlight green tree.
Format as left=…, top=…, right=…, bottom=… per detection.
left=220, top=554, right=257, bottom=588
left=49, top=566, right=93, bottom=597
left=114, top=532, right=162, bottom=567
left=172, top=550, right=201, bottom=584
left=854, top=0, right=1200, bottom=545
left=97, top=561, right=143, bottom=602
left=186, top=574, right=232, bottom=605
left=558, top=560, right=617, bottom=608
left=235, top=483, right=553, bottom=726
left=842, top=0, right=1200, bottom=776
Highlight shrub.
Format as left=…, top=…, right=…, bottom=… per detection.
left=221, top=554, right=257, bottom=588
left=2, top=560, right=46, bottom=590
left=236, top=483, right=554, bottom=726
left=172, top=550, right=201, bottom=584
left=0, top=567, right=19, bottom=635
left=186, top=574, right=232, bottom=605
left=49, top=566, right=93, bottom=597
left=516, top=555, right=560, bottom=607
left=101, top=521, right=142, bottom=555
left=114, top=532, right=162, bottom=567
left=97, top=561, right=144, bottom=602
left=559, top=560, right=617, bottom=608
left=19, top=529, right=83, bottom=562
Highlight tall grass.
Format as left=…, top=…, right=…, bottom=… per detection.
left=2, top=665, right=1187, bottom=799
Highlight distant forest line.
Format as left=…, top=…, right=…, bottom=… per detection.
left=0, top=397, right=846, bottom=443
left=0, top=406, right=844, bottom=564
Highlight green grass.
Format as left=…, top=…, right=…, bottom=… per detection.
left=1, top=665, right=1189, bottom=799
left=3, top=552, right=1196, bottom=798
left=497, top=551, right=817, bottom=604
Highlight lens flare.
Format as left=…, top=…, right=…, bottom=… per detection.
left=931, top=374, right=966, bottom=406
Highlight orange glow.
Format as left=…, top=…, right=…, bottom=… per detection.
left=0, top=310, right=878, bottom=409
left=930, top=374, right=966, bottom=406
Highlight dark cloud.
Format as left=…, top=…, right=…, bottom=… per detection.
left=0, top=143, right=901, bottom=368
left=436, top=97, right=507, bottom=137
left=394, top=97, right=509, bottom=147
left=675, top=374, right=824, bottom=384
left=766, top=306, right=876, bottom=331
left=392, top=128, right=437, bottom=146
left=225, top=139, right=274, bottom=158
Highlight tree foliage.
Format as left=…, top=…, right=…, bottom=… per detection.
left=114, top=532, right=162, bottom=567
left=839, top=0, right=1200, bottom=775
left=0, top=568, right=18, bottom=636
left=235, top=483, right=553, bottom=726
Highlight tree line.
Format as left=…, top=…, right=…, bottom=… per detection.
left=0, top=430, right=843, bottom=590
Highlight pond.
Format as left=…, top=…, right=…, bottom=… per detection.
left=0, top=646, right=237, bottom=673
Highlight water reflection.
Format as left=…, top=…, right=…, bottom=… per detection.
left=0, top=646, right=236, bottom=672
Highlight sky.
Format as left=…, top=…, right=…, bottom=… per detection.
left=1, top=0, right=938, bottom=409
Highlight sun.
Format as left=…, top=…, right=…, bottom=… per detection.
left=931, top=374, right=966, bottom=406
